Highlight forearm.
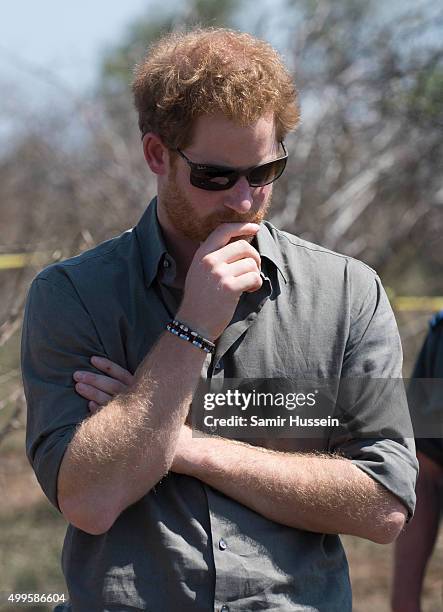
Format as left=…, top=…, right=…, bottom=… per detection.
left=180, top=436, right=407, bottom=543
left=57, top=331, right=207, bottom=534
left=391, top=454, right=442, bottom=612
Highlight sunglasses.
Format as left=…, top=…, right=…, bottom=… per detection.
left=175, top=142, right=288, bottom=191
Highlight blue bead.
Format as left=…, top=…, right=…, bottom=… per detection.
left=430, top=310, right=443, bottom=329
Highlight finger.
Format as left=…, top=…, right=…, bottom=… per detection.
left=227, top=271, right=263, bottom=294
left=75, top=382, right=113, bottom=406
left=90, top=356, right=134, bottom=385
left=226, top=257, right=260, bottom=277
left=73, top=371, right=127, bottom=396
left=199, top=223, right=260, bottom=255
left=216, top=240, right=261, bottom=268
left=89, top=400, right=102, bottom=413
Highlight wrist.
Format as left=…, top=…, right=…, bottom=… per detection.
left=175, top=308, right=218, bottom=343
left=172, top=428, right=209, bottom=476
left=188, top=433, right=226, bottom=477
left=166, top=319, right=216, bottom=354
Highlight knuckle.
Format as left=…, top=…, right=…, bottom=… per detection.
left=247, top=245, right=260, bottom=261
left=108, top=382, right=118, bottom=395
left=243, top=244, right=259, bottom=261
left=238, top=239, right=251, bottom=251
left=252, top=272, right=262, bottom=288
left=220, top=277, right=235, bottom=292
left=202, top=254, right=216, bottom=270
left=114, top=381, right=125, bottom=395
left=246, top=257, right=258, bottom=272
left=98, top=392, right=109, bottom=405
left=212, top=264, right=226, bottom=282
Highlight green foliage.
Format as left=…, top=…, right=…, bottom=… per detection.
left=381, top=59, right=443, bottom=126
left=100, top=15, right=177, bottom=91
left=188, top=0, right=240, bottom=25
left=409, top=64, right=443, bottom=123
left=0, top=501, right=67, bottom=612
left=100, top=0, right=241, bottom=93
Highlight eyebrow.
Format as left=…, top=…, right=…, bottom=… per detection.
left=187, top=144, right=282, bottom=170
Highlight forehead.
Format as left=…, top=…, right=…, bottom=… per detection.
left=187, top=113, right=277, bottom=165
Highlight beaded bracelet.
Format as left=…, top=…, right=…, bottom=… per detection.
left=166, top=319, right=216, bottom=354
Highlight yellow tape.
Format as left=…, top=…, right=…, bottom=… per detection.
left=0, top=254, right=31, bottom=269
left=392, top=297, right=443, bottom=312
left=1, top=255, right=442, bottom=313
left=0, top=252, right=49, bottom=270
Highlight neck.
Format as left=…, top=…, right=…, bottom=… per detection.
left=156, top=201, right=199, bottom=288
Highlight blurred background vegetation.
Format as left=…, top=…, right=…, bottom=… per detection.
left=0, top=0, right=442, bottom=610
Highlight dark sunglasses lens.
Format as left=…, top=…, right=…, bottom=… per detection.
left=190, top=170, right=238, bottom=191
left=248, top=157, right=287, bottom=187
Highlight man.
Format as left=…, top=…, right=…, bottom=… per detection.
left=22, top=28, right=417, bottom=611
left=391, top=312, right=443, bottom=612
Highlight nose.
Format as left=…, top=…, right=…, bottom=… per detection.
left=223, top=176, right=254, bottom=213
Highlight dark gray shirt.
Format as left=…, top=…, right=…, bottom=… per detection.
left=22, top=198, right=418, bottom=612
left=410, top=312, right=443, bottom=467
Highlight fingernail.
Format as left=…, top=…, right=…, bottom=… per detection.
left=73, top=372, right=84, bottom=381
left=91, top=356, right=101, bottom=364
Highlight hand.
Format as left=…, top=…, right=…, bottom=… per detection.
left=177, top=222, right=263, bottom=341
left=73, top=356, right=134, bottom=412
left=74, top=360, right=203, bottom=473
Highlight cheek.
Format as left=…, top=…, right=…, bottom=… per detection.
left=188, top=187, right=220, bottom=211
left=254, top=185, right=272, bottom=205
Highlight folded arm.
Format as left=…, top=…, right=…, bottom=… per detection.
left=172, top=426, right=407, bottom=544
left=77, top=358, right=408, bottom=543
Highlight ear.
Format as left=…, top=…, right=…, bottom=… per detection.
left=142, top=133, right=169, bottom=176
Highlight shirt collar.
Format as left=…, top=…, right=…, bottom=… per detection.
left=255, top=221, right=288, bottom=284
left=134, top=197, right=288, bottom=288
left=135, top=197, right=168, bottom=288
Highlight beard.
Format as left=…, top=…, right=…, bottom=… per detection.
left=160, top=167, right=272, bottom=244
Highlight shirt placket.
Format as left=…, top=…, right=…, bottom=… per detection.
left=203, top=271, right=273, bottom=611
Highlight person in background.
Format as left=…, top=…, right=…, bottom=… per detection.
left=392, top=310, right=443, bottom=612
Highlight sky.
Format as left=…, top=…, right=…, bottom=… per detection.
left=0, top=0, right=438, bottom=142
left=0, top=0, right=437, bottom=94
left=0, top=0, right=288, bottom=144
left=0, top=0, right=173, bottom=146
left=0, top=0, right=154, bottom=95
left=0, top=0, right=295, bottom=100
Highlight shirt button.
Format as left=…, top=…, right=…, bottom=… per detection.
left=219, top=538, right=227, bottom=550
left=163, top=259, right=170, bottom=268
left=214, top=360, right=223, bottom=371
left=220, top=606, right=230, bottom=612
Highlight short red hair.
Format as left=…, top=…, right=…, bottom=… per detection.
left=132, top=27, right=300, bottom=149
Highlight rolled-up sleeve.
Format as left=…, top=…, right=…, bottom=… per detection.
left=330, top=266, right=418, bottom=520
left=21, top=273, right=106, bottom=510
